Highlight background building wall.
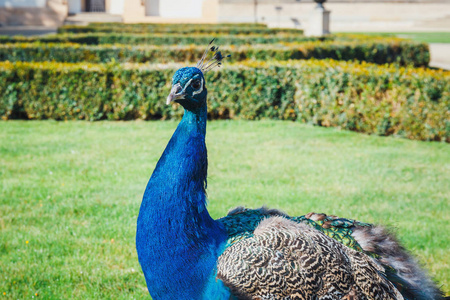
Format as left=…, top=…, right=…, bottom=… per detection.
left=0, top=0, right=47, bottom=8
left=122, top=0, right=218, bottom=23
left=67, top=0, right=81, bottom=14
left=218, top=0, right=450, bottom=31
left=109, top=0, right=124, bottom=14
left=0, top=0, right=448, bottom=30
left=0, top=0, right=67, bottom=26
left=159, top=0, right=203, bottom=18
left=67, top=0, right=124, bottom=15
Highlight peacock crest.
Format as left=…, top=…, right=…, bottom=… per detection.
left=196, top=38, right=231, bottom=73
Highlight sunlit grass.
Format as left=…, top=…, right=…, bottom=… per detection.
left=1, top=120, right=448, bottom=298
left=349, top=32, right=450, bottom=44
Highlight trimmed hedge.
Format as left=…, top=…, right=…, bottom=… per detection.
left=0, top=33, right=324, bottom=46
left=1, top=60, right=448, bottom=141
left=79, top=22, right=268, bottom=28
left=0, top=40, right=430, bottom=67
left=57, top=24, right=301, bottom=35
left=0, top=32, right=412, bottom=46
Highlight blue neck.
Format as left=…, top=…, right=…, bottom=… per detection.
left=136, top=105, right=229, bottom=299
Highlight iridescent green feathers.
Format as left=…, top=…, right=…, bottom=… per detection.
left=218, top=206, right=368, bottom=253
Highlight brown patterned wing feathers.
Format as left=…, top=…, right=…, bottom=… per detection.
left=217, top=216, right=402, bottom=300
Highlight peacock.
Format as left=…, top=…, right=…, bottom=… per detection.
left=136, top=41, right=445, bottom=300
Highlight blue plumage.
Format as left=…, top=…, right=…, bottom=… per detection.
left=136, top=66, right=231, bottom=299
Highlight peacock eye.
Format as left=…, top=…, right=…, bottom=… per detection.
left=191, top=79, right=201, bottom=90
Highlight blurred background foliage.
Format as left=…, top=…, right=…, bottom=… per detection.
left=0, top=23, right=448, bottom=141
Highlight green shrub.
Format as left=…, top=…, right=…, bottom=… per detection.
left=0, top=33, right=325, bottom=46
left=57, top=24, right=302, bottom=35
left=0, top=32, right=412, bottom=46
left=0, top=40, right=429, bottom=67
left=1, top=60, right=448, bottom=141
left=83, top=22, right=268, bottom=28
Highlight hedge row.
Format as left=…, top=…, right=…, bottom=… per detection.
left=0, top=33, right=325, bottom=46
left=57, top=24, right=301, bottom=35
left=0, top=41, right=430, bottom=67
left=67, top=22, right=268, bottom=29
left=0, top=32, right=419, bottom=47
left=0, top=32, right=408, bottom=46
left=1, top=60, right=448, bottom=141
left=81, top=22, right=267, bottom=28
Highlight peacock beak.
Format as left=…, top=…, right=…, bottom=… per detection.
left=166, top=83, right=185, bottom=105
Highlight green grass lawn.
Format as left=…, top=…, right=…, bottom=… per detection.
left=1, top=120, right=448, bottom=299
left=349, top=32, right=450, bottom=43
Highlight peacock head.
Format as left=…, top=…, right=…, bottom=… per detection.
left=166, top=39, right=230, bottom=112
left=166, top=67, right=206, bottom=111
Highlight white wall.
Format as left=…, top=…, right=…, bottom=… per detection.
left=219, top=2, right=450, bottom=31
left=109, top=0, right=124, bottom=14
left=159, top=0, right=203, bottom=18
left=0, top=0, right=47, bottom=7
left=67, top=0, right=81, bottom=13
left=145, top=0, right=158, bottom=16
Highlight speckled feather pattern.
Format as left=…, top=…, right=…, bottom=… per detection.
left=216, top=207, right=443, bottom=300
left=217, top=216, right=402, bottom=300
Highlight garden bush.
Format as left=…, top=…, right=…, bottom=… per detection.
left=0, top=33, right=413, bottom=47
left=1, top=60, right=448, bottom=141
left=57, top=24, right=301, bottom=35
left=77, top=22, right=268, bottom=28
left=0, top=40, right=429, bottom=67
left=0, top=33, right=325, bottom=46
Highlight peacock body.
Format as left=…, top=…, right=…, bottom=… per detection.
left=136, top=44, right=444, bottom=300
